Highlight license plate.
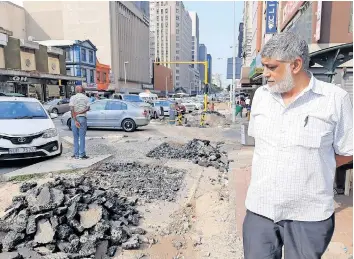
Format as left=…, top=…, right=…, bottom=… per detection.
left=9, top=147, right=36, bottom=154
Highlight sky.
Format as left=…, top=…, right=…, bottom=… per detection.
left=10, top=0, right=244, bottom=86
left=184, top=1, right=244, bottom=86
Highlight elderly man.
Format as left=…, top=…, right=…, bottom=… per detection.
left=243, top=32, right=353, bottom=259
left=69, top=86, right=90, bottom=159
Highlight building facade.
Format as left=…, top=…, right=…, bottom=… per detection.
left=149, top=1, right=193, bottom=93
left=0, top=30, right=80, bottom=100
left=0, top=2, right=26, bottom=39
left=238, top=22, right=244, bottom=58
left=189, top=11, right=200, bottom=93
left=198, top=44, right=207, bottom=84
left=96, top=59, right=111, bottom=91
left=207, top=54, right=212, bottom=85
left=37, top=40, right=97, bottom=88
left=153, top=63, right=173, bottom=94
left=23, top=1, right=151, bottom=93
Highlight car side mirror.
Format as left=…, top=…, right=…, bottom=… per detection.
left=50, top=113, right=58, bottom=119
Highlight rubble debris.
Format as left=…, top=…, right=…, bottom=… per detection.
left=19, top=182, right=37, bottom=193
left=147, top=139, right=230, bottom=172
left=184, top=111, right=231, bottom=128
left=89, top=162, right=185, bottom=202
left=0, top=176, right=146, bottom=258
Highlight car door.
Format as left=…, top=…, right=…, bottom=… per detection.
left=59, top=98, right=70, bottom=113
left=105, top=101, right=126, bottom=128
left=86, top=100, right=108, bottom=127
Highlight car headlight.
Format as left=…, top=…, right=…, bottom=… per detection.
left=42, top=128, right=58, bottom=138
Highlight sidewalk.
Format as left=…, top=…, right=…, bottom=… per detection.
left=229, top=146, right=353, bottom=258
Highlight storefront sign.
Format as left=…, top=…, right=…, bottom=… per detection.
left=10, top=76, right=28, bottom=82
left=281, top=1, right=304, bottom=30
left=266, top=1, right=278, bottom=34
left=315, top=1, right=322, bottom=41
left=249, top=55, right=263, bottom=79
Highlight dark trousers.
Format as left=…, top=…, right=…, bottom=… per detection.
left=243, top=210, right=335, bottom=259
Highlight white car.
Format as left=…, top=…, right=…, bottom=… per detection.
left=0, top=97, right=62, bottom=160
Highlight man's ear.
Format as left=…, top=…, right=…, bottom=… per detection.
left=291, top=57, right=303, bottom=74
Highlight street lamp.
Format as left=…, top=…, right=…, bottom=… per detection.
left=231, top=1, right=237, bottom=123
left=124, top=61, right=129, bottom=85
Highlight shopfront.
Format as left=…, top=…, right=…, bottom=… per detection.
left=0, top=69, right=81, bottom=101
left=249, top=54, right=264, bottom=85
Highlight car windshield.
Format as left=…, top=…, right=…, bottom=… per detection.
left=0, top=101, right=48, bottom=119
left=123, top=95, right=143, bottom=102
left=155, top=101, right=171, bottom=107
left=45, top=99, right=60, bottom=105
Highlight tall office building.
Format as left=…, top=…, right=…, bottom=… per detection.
left=23, top=1, right=151, bottom=93
left=207, top=54, right=212, bottom=85
left=150, top=1, right=192, bottom=92
left=189, top=11, right=200, bottom=93
left=198, top=43, right=207, bottom=84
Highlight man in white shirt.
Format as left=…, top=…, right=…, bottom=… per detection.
left=69, top=86, right=90, bottom=159
left=243, top=32, right=353, bottom=259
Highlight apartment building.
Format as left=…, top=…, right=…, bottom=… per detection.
left=198, top=43, right=207, bottom=84
left=23, top=1, right=151, bottom=93
left=189, top=11, right=200, bottom=93
left=149, top=1, right=193, bottom=93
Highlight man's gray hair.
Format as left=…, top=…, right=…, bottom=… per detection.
left=260, top=32, right=310, bottom=69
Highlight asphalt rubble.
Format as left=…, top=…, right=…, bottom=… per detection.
left=0, top=176, right=151, bottom=259
left=184, top=111, right=231, bottom=128
left=146, top=139, right=230, bottom=172
left=88, top=162, right=186, bottom=203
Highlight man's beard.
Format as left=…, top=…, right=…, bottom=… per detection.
left=268, top=65, right=294, bottom=94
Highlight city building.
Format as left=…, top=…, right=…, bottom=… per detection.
left=96, top=59, right=111, bottom=91
left=153, top=63, right=173, bottom=95
left=189, top=11, right=200, bottom=93
left=23, top=1, right=151, bottom=93
left=278, top=1, right=353, bottom=100
left=198, top=44, right=207, bottom=84
left=211, top=73, right=222, bottom=88
left=207, top=54, right=212, bottom=85
left=149, top=1, right=193, bottom=93
left=37, top=40, right=97, bottom=88
left=0, top=1, right=26, bottom=39
left=0, top=29, right=81, bottom=100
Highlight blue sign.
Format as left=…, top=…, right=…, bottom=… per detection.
left=266, top=1, right=277, bottom=34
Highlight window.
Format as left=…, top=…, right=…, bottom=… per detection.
left=82, top=69, right=87, bottom=80
left=90, top=70, right=94, bottom=83
left=103, top=72, right=107, bottom=83
left=165, top=8, right=168, bottom=13
left=65, top=48, right=71, bottom=61
left=176, top=8, right=179, bottom=13
left=176, top=50, right=179, bottom=54
left=97, top=71, right=101, bottom=82
left=81, top=49, right=86, bottom=62
left=165, top=15, right=168, bottom=20
left=176, top=36, right=180, bottom=41
left=66, top=68, right=71, bottom=76
left=106, top=101, right=127, bottom=110
left=176, top=43, right=180, bottom=48
left=90, top=101, right=107, bottom=111
left=157, top=9, right=159, bottom=14
left=89, top=50, right=94, bottom=63
left=176, top=16, right=180, bottom=20
left=176, top=76, right=179, bottom=80
left=176, top=64, right=179, bottom=67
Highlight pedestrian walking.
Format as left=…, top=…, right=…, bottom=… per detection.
left=243, top=32, right=353, bottom=259
left=69, top=86, right=91, bottom=159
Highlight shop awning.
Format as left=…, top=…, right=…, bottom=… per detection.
left=0, top=68, right=83, bottom=81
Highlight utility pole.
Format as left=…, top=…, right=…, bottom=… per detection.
left=165, top=76, right=168, bottom=98
left=231, top=1, right=237, bottom=123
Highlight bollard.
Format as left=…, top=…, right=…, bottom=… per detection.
left=176, top=112, right=183, bottom=126
left=169, top=104, right=176, bottom=125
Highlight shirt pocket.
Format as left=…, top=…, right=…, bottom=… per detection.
left=288, top=113, right=333, bottom=148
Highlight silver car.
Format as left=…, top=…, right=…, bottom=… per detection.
left=151, top=100, right=173, bottom=117
left=61, top=99, right=150, bottom=132
left=43, top=98, right=70, bottom=114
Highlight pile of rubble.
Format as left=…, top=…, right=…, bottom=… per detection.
left=147, top=139, right=229, bottom=172
left=184, top=111, right=231, bottom=128
left=88, top=162, right=185, bottom=203
left=0, top=177, right=149, bottom=259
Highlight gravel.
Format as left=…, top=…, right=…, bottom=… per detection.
left=88, top=162, right=186, bottom=202
left=146, top=139, right=230, bottom=172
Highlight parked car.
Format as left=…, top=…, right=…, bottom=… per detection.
left=43, top=98, right=70, bottom=114
left=111, top=94, right=153, bottom=118
left=61, top=99, right=150, bottom=132
left=0, top=97, right=62, bottom=160
left=151, top=100, right=173, bottom=117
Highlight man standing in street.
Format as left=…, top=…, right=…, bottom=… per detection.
left=243, top=32, right=353, bottom=259
left=69, top=86, right=90, bottom=159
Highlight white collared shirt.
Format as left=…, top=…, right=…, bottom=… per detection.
left=246, top=75, right=353, bottom=222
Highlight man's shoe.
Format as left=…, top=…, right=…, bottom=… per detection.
left=71, top=155, right=78, bottom=159
left=79, top=155, right=90, bottom=160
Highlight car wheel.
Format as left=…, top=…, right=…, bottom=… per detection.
left=67, top=118, right=72, bottom=131
left=52, top=108, right=59, bottom=114
left=122, top=118, right=136, bottom=132
left=154, top=112, right=158, bottom=119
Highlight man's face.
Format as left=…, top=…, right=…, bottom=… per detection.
left=261, top=57, right=294, bottom=94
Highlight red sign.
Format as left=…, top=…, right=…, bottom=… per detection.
left=281, top=1, right=304, bottom=30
